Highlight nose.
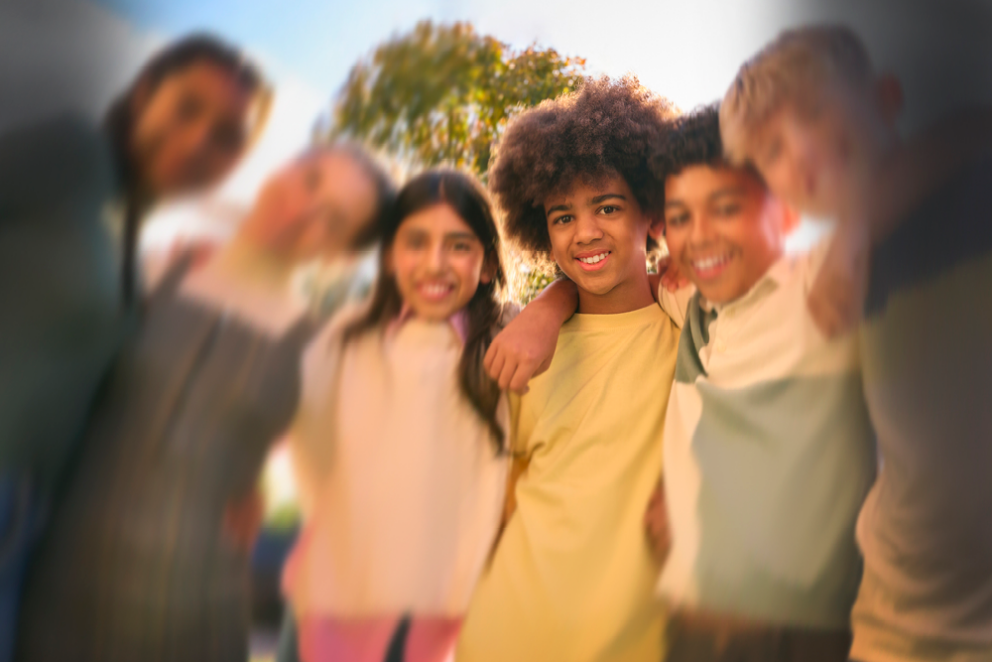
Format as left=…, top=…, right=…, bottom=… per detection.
left=688, top=214, right=716, bottom=247
left=427, top=241, right=445, bottom=273
left=574, top=212, right=605, bottom=245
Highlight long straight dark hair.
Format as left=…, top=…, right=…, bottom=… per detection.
left=345, top=170, right=510, bottom=453
left=104, top=33, right=270, bottom=307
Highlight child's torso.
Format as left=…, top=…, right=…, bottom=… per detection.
left=458, top=304, right=679, bottom=662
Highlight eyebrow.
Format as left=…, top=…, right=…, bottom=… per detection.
left=664, top=186, right=746, bottom=210
left=445, top=232, right=479, bottom=241
left=546, top=193, right=627, bottom=218
left=590, top=193, right=627, bottom=204
left=707, top=186, right=747, bottom=201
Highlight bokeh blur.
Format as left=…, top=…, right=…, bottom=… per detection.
left=3, top=1, right=992, bottom=660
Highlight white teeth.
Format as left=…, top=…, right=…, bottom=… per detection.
left=693, top=255, right=730, bottom=271
left=578, top=252, right=609, bottom=265
left=422, top=284, right=450, bottom=298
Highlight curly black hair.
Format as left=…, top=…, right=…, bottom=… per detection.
left=651, top=103, right=762, bottom=182
left=489, top=76, right=677, bottom=258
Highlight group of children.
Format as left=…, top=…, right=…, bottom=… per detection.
left=276, top=23, right=992, bottom=662
left=3, top=19, right=987, bottom=662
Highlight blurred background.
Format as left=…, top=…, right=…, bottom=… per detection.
left=3, top=0, right=991, bottom=658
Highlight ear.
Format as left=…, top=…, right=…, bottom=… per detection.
left=875, top=74, right=904, bottom=127
left=648, top=214, right=666, bottom=241
left=779, top=201, right=801, bottom=235
left=480, top=253, right=496, bottom=285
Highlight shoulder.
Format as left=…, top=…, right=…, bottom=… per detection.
left=658, top=283, right=695, bottom=329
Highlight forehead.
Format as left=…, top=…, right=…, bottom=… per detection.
left=665, top=163, right=765, bottom=201
left=542, top=172, right=634, bottom=210
left=399, top=203, right=476, bottom=237
left=161, top=61, right=255, bottom=109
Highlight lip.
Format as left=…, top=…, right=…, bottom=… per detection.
left=574, top=250, right=612, bottom=272
left=689, top=253, right=734, bottom=281
left=415, top=281, right=455, bottom=302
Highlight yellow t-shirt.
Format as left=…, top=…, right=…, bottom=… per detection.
left=457, top=304, right=679, bottom=662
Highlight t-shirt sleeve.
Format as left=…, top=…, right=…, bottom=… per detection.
left=657, top=282, right=696, bottom=329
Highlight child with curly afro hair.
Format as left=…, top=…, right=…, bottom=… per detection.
left=457, top=76, right=684, bottom=662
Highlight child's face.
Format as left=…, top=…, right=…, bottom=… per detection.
left=250, top=152, right=379, bottom=261
left=131, top=62, right=258, bottom=197
left=663, top=164, right=793, bottom=304
left=388, top=203, right=490, bottom=322
left=544, top=175, right=652, bottom=306
left=749, top=80, right=897, bottom=219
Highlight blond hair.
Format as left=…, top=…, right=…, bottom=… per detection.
left=720, top=24, right=875, bottom=164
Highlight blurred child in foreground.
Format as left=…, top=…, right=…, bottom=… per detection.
left=722, top=24, right=992, bottom=662
left=15, top=143, right=393, bottom=662
left=0, top=33, right=269, bottom=662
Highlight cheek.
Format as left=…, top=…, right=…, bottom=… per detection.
left=451, top=253, right=485, bottom=288
left=665, top=230, right=688, bottom=263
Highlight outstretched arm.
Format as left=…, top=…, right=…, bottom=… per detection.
left=808, top=106, right=992, bottom=337
left=485, top=278, right=578, bottom=394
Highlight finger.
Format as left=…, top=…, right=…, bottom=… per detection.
left=508, top=361, right=535, bottom=395
left=533, top=355, right=554, bottom=378
left=497, top=358, right=519, bottom=392
left=487, top=349, right=507, bottom=383
left=483, top=341, right=500, bottom=374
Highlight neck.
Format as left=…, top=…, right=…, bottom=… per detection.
left=576, top=268, right=655, bottom=315
left=208, top=233, right=299, bottom=295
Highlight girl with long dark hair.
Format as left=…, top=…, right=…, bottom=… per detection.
left=0, top=33, right=267, bottom=662
left=282, top=170, right=513, bottom=662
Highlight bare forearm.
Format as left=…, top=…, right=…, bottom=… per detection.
left=525, top=276, right=578, bottom=324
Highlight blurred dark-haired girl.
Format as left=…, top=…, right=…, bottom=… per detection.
left=0, top=33, right=268, bottom=662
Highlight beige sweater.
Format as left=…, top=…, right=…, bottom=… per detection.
left=284, top=305, right=508, bottom=618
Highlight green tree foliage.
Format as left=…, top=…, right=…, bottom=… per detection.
left=328, top=20, right=586, bottom=179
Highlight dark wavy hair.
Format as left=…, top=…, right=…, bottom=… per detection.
left=104, top=33, right=270, bottom=306
left=488, top=75, right=677, bottom=262
left=345, top=170, right=509, bottom=453
left=651, top=103, right=763, bottom=181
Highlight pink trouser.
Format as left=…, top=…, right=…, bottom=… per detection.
left=298, top=615, right=461, bottom=662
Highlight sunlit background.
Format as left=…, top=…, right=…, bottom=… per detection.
left=6, top=0, right=992, bottom=657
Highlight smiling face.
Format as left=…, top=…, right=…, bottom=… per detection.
left=664, top=164, right=795, bottom=304
left=248, top=151, right=379, bottom=261
left=388, top=203, right=490, bottom=321
left=130, top=61, right=260, bottom=197
left=544, top=175, right=654, bottom=314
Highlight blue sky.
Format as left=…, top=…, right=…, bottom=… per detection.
left=81, top=0, right=992, bottom=247
left=90, top=0, right=798, bottom=112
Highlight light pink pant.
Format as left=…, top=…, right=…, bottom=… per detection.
left=298, top=615, right=461, bottom=662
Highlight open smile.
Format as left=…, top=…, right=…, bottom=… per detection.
left=574, top=250, right=612, bottom=272
left=690, top=252, right=733, bottom=280
left=416, top=281, right=455, bottom=302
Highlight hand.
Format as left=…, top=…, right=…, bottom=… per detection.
left=484, top=279, right=576, bottom=394
left=807, top=219, right=870, bottom=338
left=644, top=478, right=671, bottom=564
left=658, top=256, right=690, bottom=292
left=223, top=488, right=265, bottom=553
